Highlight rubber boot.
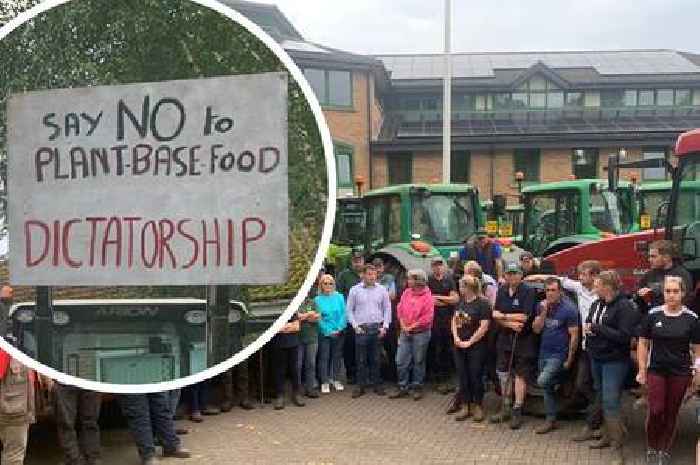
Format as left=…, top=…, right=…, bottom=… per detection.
left=489, top=400, right=512, bottom=424
left=471, top=403, right=485, bottom=423
left=607, top=417, right=625, bottom=465
left=220, top=373, right=234, bottom=413
left=455, top=404, right=471, bottom=421
left=291, top=390, right=305, bottom=407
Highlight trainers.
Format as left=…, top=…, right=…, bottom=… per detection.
left=189, top=412, right=203, bottom=423
left=658, top=451, right=671, bottom=465
left=142, top=457, right=159, bottom=465
left=373, top=385, right=386, bottom=396
left=455, top=405, right=471, bottom=422
left=239, top=399, right=255, bottom=410
left=535, top=419, right=557, bottom=434
left=305, top=389, right=319, bottom=399
left=509, top=407, right=523, bottom=430
left=273, top=397, right=285, bottom=410
left=572, top=425, right=596, bottom=442
left=645, top=449, right=658, bottom=465
left=389, top=388, right=409, bottom=399
left=321, top=383, right=331, bottom=394
left=333, top=381, right=344, bottom=391
left=471, top=404, right=485, bottom=423
left=202, top=406, right=221, bottom=416
left=351, top=387, right=365, bottom=399
left=489, top=406, right=512, bottom=423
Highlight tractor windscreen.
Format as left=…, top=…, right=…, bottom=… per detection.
left=524, top=190, right=579, bottom=255
left=412, top=193, right=476, bottom=244
left=333, top=199, right=366, bottom=245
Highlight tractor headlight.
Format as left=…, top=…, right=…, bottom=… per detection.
left=52, top=311, right=70, bottom=325
left=184, top=310, right=206, bottom=325
left=14, top=309, right=34, bottom=324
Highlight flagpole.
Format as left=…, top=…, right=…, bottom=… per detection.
left=442, top=0, right=452, bottom=183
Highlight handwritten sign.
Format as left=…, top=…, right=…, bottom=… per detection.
left=486, top=221, right=498, bottom=236
left=8, top=73, right=289, bottom=285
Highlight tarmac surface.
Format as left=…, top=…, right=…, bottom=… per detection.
left=23, top=385, right=698, bottom=465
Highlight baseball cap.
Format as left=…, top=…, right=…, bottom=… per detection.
left=519, top=251, right=534, bottom=261
left=504, top=262, right=522, bottom=274
left=351, top=250, right=364, bottom=260
left=431, top=257, right=445, bottom=265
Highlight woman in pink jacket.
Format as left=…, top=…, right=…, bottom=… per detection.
left=389, top=269, right=434, bottom=401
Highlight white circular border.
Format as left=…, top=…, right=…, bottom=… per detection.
left=0, top=0, right=337, bottom=394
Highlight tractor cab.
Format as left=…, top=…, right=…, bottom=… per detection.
left=521, top=179, right=637, bottom=257
left=362, top=183, right=482, bottom=284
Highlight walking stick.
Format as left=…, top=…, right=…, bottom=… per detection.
left=501, top=331, right=519, bottom=414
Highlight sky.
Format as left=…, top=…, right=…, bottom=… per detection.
left=267, top=0, right=699, bottom=55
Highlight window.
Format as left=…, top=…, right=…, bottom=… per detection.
left=638, top=90, right=655, bottom=106
left=572, top=148, right=598, bottom=179
left=601, top=90, right=624, bottom=107
left=642, top=148, right=667, bottom=181
left=387, top=153, right=412, bottom=185
left=452, top=94, right=475, bottom=110
left=511, top=93, right=528, bottom=108
left=328, top=71, right=352, bottom=106
left=566, top=92, right=584, bottom=107
left=656, top=89, right=674, bottom=106
left=514, top=149, right=540, bottom=182
left=334, top=143, right=354, bottom=188
left=548, top=92, right=564, bottom=108
left=493, top=93, right=511, bottom=110
left=450, top=151, right=470, bottom=183
left=530, top=92, right=546, bottom=108
left=302, top=68, right=352, bottom=107
left=623, top=90, right=637, bottom=107
left=675, top=89, right=692, bottom=106
left=387, top=196, right=402, bottom=243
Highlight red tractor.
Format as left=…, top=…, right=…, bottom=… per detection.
left=541, top=128, right=700, bottom=311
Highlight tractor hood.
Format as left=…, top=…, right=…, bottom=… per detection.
left=541, top=229, right=661, bottom=294
left=376, top=243, right=442, bottom=274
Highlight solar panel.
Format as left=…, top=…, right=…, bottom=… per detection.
left=376, top=50, right=700, bottom=80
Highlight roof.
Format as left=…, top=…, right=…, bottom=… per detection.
left=638, top=180, right=700, bottom=191
left=376, top=50, right=700, bottom=83
left=522, top=179, right=633, bottom=194
left=218, top=0, right=303, bottom=41
left=365, top=183, right=477, bottom=197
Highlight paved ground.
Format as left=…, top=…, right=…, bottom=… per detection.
left=23, top=387, right=698, bottom=465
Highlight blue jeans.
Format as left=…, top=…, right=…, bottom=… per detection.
left=589, top=358, right=629, bottom=418
left=187, top=382, right=208, bottom=414
left=396, top=330, right=431, bottom=389
left=119, top=393, right=180, bottom=460
left=537, top=357, right=564, bottom=420
left=297, top=341, right=319, bottom=391
left=319, top=332, right=345, bottom=384
left=355, top=327, right=382, bottom=387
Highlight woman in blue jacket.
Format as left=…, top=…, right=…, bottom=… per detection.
left=315, top=274, right=348, bottom=394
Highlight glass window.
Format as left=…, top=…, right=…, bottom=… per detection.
left=387, top=196, right=402, bottom=243
left=529, top=76, right=547, bottom=91
left=367, top=197, right=387, bottom=246
left=452, top=94, right=474, bottom=110
left=675, top=89, right=692, bottom=106
left=572, top=148, right=598, bottom=179
left=475, top=94, right=489, bottom=111
left=388, top=153, right=412, bottom=185
left=412, top=192, right=476, bottom=244
left=422, top=98, right=438, bottom=110
left=590, top=185, right=627, bottom=234
left=511, top=93, right=528, bottom=109
left=328, top=70, right=352, bottom=107
left=547, top=92, right=564, bottom=108
left=601, top=90, right=624, bottom=107
left=514, top=149, right=540, bottom=182
left=656, top=89, right=674, bottom=106
left=638, top=90, right=655, bottom=106
left=450, top=151, right=470, bottom=183
left=623, top=90, right=637, bottom=106
left=403, top=97, right=421, bottom=111
left=303, top=68, right=326, bottom=103
left=566, top=92, right=584, bottom=107
left=642, top=148, right=667, bottom=180
left=493, top=93, right=511, bottom=110
left=335, top=145, right=353, bottom=188
left=524, top=190, right=579, bottom=256
left=303, top=68, right=352, bottom=107
left=530, top=92, right=546, bottom=108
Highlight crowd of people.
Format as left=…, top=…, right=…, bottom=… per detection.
left=0, top=237, right=698, bottom=465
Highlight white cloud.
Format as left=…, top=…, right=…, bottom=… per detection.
left=263, top=0, right=699, bottom=55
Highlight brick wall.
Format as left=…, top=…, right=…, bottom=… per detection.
left=323, top=71, right=379, bottom=192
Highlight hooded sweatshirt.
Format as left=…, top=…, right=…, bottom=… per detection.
left=397, top=286, right=434, bottom=332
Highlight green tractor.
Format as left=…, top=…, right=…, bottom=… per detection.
left=327, top=196, right=366, bottom=276
left=637, top=180, right=700, bottom=230
left=361, top=183, right=484, bottom=285
left=521, top=178, right=638, bottom=257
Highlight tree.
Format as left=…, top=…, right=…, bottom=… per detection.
left=0, top=0, right=328, bottom=300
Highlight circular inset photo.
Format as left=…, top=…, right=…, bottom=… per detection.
left=0, top=0, right=335, bottom=393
